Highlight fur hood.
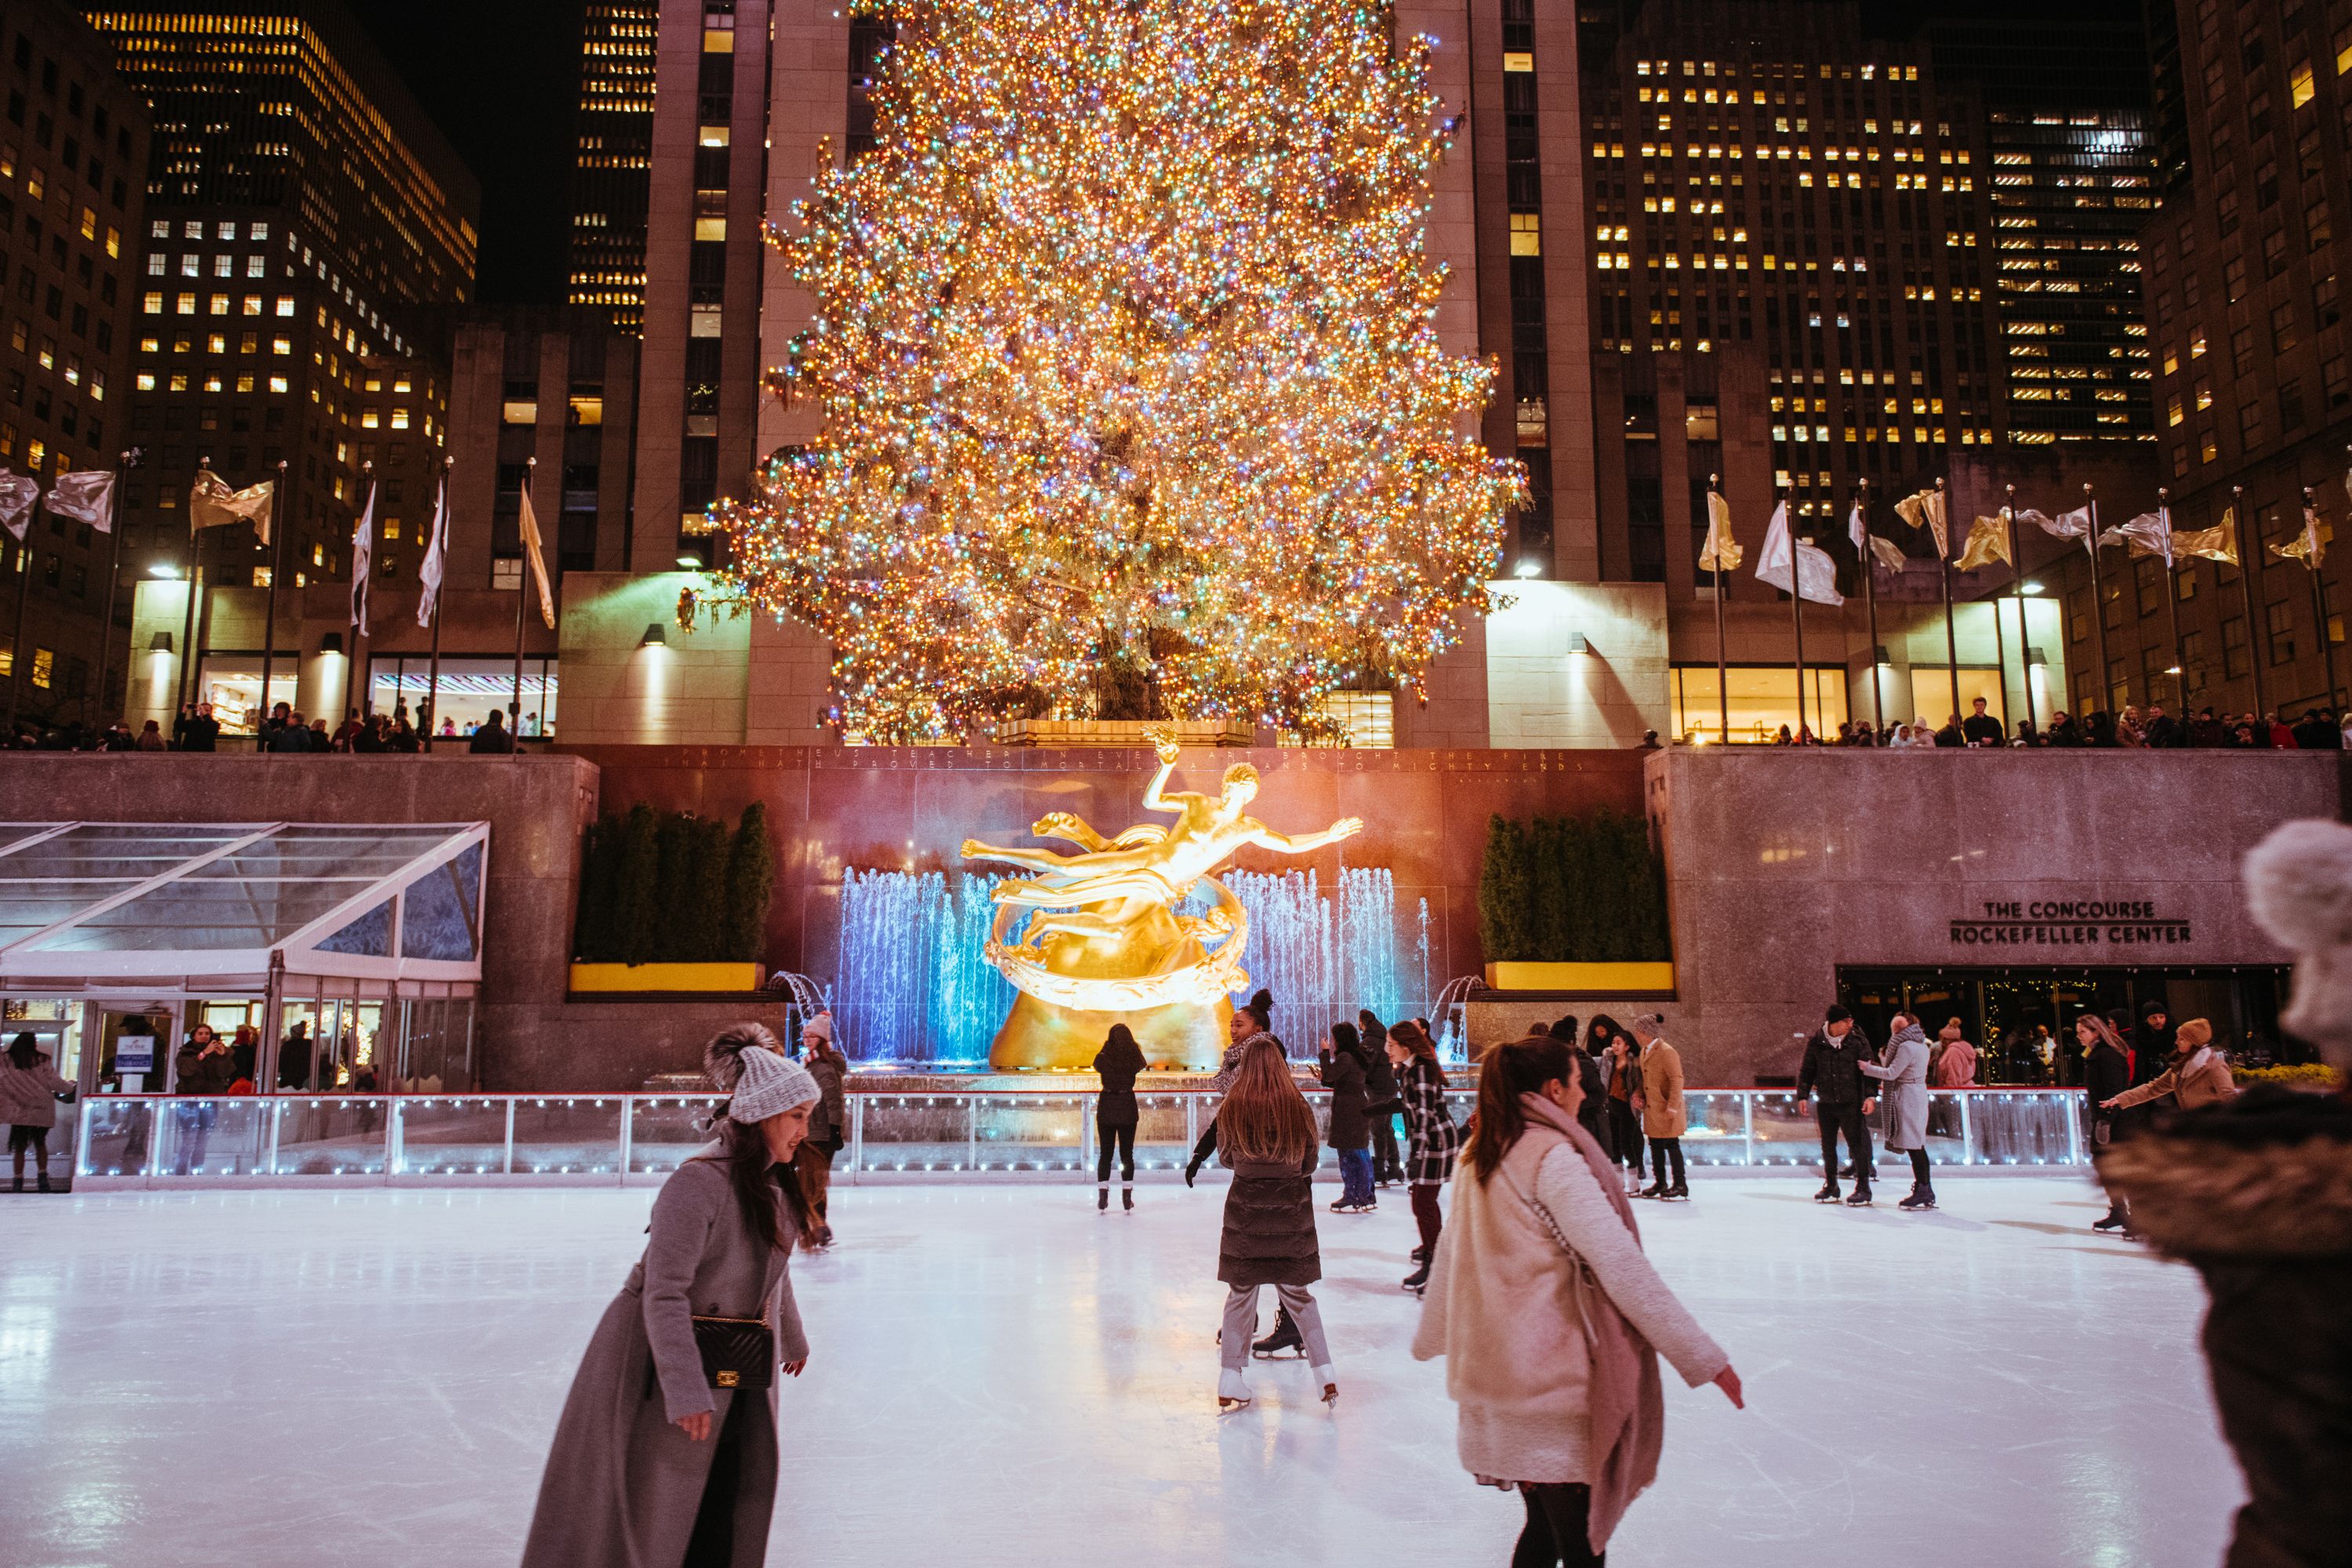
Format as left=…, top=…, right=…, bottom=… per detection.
left=2096, top=1086, right=2352, bottom=1259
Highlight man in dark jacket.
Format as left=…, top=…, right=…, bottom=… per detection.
left=469, top=709, right=516, bottom=753
left=1795, top=1006, right=1880, bottom=1204
left=1961, top=697, right=2004, bottom=747
left=1360, top=1014, right=1403, bottom=1185
left=2141, top=703, right=2183, bottom=749
left=1549, top=1016, right=1610, bottom=1151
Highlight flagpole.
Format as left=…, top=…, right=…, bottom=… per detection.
left=82, top=451, right=130, bottom=731
left=1711, top=473, right=1728, bottom=745
left=424, top=458, right=448, bottom=753
left=2234, top=485, right=2267, bottom=720
left=1938, top=477, right=1960, bottom=729
left=176, top=460, right=205, bottom=722
left=257, top=459, right=287, bottom=746
left=1989, top=556, right=2010, bottom=736
left=1788, top=495, right=1807, bottom=740
left=511, top=457, right=533, bottom=748
left=341, top=462, right=370, bottom=743
left=2158, top=488, right=2188, bottom=714
left=2009, top=485, right=2034, bottom=732
left=2082, top=483, right=2112, bottom=717
left=2305, top=485, right=2341, bottom=712
left=1860, top=477, right=1884, bottom=742
left=3, top=503, right=32, bottom=739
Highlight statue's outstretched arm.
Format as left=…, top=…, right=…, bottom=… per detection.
left=1140, top=724, right=1187, bottom=813
left=1252, top=816, right=1367, bottom=855
left=1031, top=811, right=1111, bottom=851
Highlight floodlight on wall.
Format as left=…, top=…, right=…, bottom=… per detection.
left=148, top=632, right=173, bottom=654
left=1513, top=557, right=1543, bottom=579
left=641, top=623, right=668, bottom=647
left=319, top=632, right=343, bottom=654
left=2020, top=581, right=2045, bottom=595
left=1873, top=644, right=1892, bottom=666
left=676, top=554, right=701, bottom=569
left=148, top=563, right=181, bottom=579
left=1566, top=633, right=1592, bottom=655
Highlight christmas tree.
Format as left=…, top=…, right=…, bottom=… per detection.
left=713, top=0, right=1523, bottom=742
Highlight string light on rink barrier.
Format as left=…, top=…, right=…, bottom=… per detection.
left=711, top=0, right=1523, bottom=743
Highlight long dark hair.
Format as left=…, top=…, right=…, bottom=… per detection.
left=1100, top=1022, right=1144, bottom=1071
left=724, top=1119, right=815, bottom=1254
left=1328, top=1020, right=1366, bottom=1066
left=1465, top=1036, right=1573, bottom=1184
left=7, top=1032, right=36, bottom=1070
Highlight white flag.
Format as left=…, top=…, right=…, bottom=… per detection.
left=350, top=479, right=376, bottom=639
left=2028, top=504, right=2099, bottom=555
left=1754, top=501, right=1846, bottom=606
left=517, top=480, right=556, bottom=630
left=0, top=468, right=38, bottom=540
left=2101, top=509, right=2175, bottom=567
left=45, top=469, right=116, bottom=530
left=1698, top=490, right=1743, bottom=572
left=415, top=473, right=449, bottom=629
left=1852, top=499, right=1909, bottom=572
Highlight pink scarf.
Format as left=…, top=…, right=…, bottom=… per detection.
left=1512, top=1092, right=1664, bottom=1553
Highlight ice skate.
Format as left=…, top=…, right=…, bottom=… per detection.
left=1638, top=1178, right=1668, bottom=1200
left=1401, top=1258, right=1431, bottom=1295
left=1813, top=1181, right=1841, bottom=1203
left=1663, top=1181, right=1690, bottom=1201
left=1314, top=1364, right=1338, bottom=1405
left=1217, top=1367, right=1253, bottom=1411
left=1844, top=1185, right=1873, bottom=1207
left=1898, top=1185, right=1936, bottom=1211
left=1120, top=1185, right=1134, bottom=1212
left=1252, top=1305, right=1305, bottom=1359
left=1097, top=1183, right=1109, bottom=1212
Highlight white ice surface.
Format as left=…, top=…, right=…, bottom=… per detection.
left=0, top=1178, right=2241, bottom=1567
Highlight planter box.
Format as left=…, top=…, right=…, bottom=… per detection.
left=1483, top=961, right=1676, bottom=996
left=991, top=718, right=1254, bottom=748
left=569, top=962, right=767, bottom=994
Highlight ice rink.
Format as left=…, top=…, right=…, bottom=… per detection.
left=1, top=1176, right=2241, bottom=1567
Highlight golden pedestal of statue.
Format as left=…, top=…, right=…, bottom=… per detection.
left=961, top=726, right=1363, bottom=1071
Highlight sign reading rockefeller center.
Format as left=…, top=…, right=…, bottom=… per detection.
left=1948, top=899, right=2194, bottom=949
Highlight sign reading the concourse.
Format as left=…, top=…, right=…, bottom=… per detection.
left=1949, top=899, right=2193, bottom=949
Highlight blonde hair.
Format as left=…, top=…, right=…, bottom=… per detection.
left=1216, top=1039, right=1316, bottom=1163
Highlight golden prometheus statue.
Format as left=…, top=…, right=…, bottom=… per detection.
left=960, top=726, right=1364, bottom=1071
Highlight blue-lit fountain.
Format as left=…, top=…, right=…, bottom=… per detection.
left=831, top=866, right=1431, bottom=1066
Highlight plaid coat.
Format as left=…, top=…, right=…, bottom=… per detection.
left=1399, top=1054, right=1461, bottom=1185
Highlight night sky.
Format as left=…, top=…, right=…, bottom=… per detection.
left=328, top=0, right=2154, bottom=308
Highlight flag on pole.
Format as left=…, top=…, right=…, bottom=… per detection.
left=2175, top=510, right=2240, bottom=566
left=1954, top=514, right=2015, bottom=572
left=190, top=467, right=275, bottom=543
left=415, top=473, right=449, bottom=629
left=1894, top=487, right=1950, bottom=557
left=1699, top=490, right=1743, bottom=572
left=517, top=477, right=555, bottom=630
left=1850, top=500, right=1908, bottom=572
left=2101, top=509, right=2176, bottom=566
left=350, top=479, right=376, bottom=639
left=2270, top=504, right=2328, bottom=571
left=44, top=468, right=116, bottom=531
left=0, top=468, right=38, bottom=540
left=2023, top=504, right=2100, bottom=555
left=1755, top=500, right=1846, bottom=606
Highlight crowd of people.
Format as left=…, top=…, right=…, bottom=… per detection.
left=3, top=699, right=538, bottom=753
left=1751, top=695, right=2351, bottom=750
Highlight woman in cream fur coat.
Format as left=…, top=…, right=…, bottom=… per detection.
left=1414, top=1033, right=1742, bottom=1566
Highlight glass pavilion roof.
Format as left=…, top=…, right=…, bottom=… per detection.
left=0, top=822, right=488, bottom=982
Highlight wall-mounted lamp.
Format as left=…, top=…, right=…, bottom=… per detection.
left=2027, top=649, right=2049, bottom=666
left=641, top=623, right=668, bottom=648
left=148, top=563, right=182, bottom=579
left=1566, top=633, right=1591, bottom=655
left=1512, top=557, right=1543, bottom=579
left=1872, top=644, right=1891, bottom=666
left=675, top=554, right=702, bottom=570
left=148, top=632, right=173, bottom=654
left=2019, top=581, right=2045, bottom=596
left=319, top=632, right=344, bottom=654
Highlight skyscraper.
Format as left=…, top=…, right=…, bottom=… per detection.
left=0, top=1, right=150, bottom=734
left=568, top=1, right=658, bottom=335
left=82, top=0, right=479, bottom=694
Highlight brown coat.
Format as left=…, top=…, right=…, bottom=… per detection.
left=2106, top=1047, right=2236, bottom=1113
left=520, top=1141, right=808, bottom=1568
left=1636, top=1040, right=1687, bottom=1138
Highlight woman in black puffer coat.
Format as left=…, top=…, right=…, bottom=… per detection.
left=1214, top=1038, right=1334, bottom=1411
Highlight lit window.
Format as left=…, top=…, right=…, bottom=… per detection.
left=390, top=408, right=410, bottom=430
left=136, top=372, right=157, bottom=392
left=214, top=255, right=234, bottom=278
left=210, top=296, right=230, bottom=316
left=203, top=374, right=223, bottom=392
left=29, top=648, right=51, bottom=690
left=271, top=338, right=292, bottom=355
left=694, top=216, right=727, bottom=241
left=2292, top=63, right=2316, bottom=108
left=143, top=291, right=164, bottom=314
left=169, top=373, right=188, bottom=392
left=270, top=376, right=289, bottom=394
left=1504, top=50, right=1534, bottom=72
left=147, top=254, right=165, bottom=278
left=362, top=409, right=380, bottom=429
left=180, top=255, right=199, bottom=278
left=276, top=297, right=295, bottom=317
left=699, top=125, right=731, bottom=148
left=503, top=399, right=539, bottom=426
left=247, top=256, right=266, bottom=278
left=690, top=303, right=724, bottom=337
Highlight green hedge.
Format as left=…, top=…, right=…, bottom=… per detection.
left=573, top=802, right=778, bottom=965
left=2230, top=1063, right=2344, bottom=1090
left=1475, top=810, right=1669, bottom=964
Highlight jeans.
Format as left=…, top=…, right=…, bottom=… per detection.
left=172, top=1102, right=216, bottom=1175
left=1221, top=1283, right=1331, bottom=1370
left=1647, top=1136, right=1685, bottom=1188
left=1338, top=1147, right=1374, bottom=1205
left=1511, top=1483, right=1603, bottom=1568
left=1816, top=1100, right=1873, bottom=1185
left=1370, top=1111, right=1403, bottom=1182
left=1096, top=1112, right=1136, bottom=1183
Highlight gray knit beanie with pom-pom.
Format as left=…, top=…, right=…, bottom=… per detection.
left=2244, top=818, right=2352, bottom=1072
left=705, top=1023, right=818, bottom=1123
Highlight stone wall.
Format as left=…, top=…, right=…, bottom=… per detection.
left=1647, top=746, right=2350, bottom=1084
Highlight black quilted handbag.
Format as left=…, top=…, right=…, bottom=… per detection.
left=691, top=1314, right=773, bottom=1391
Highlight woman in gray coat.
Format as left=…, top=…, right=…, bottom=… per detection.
left=1861, top=1014, right=1936, bottom=1211
left=521, top=1026, right=819, bottom=1568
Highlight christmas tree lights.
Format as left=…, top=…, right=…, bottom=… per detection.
left=714, top=0, right=1523, bottom=742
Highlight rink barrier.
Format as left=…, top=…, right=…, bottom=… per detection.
left=69, top=1087, right=2088, bottom=1188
